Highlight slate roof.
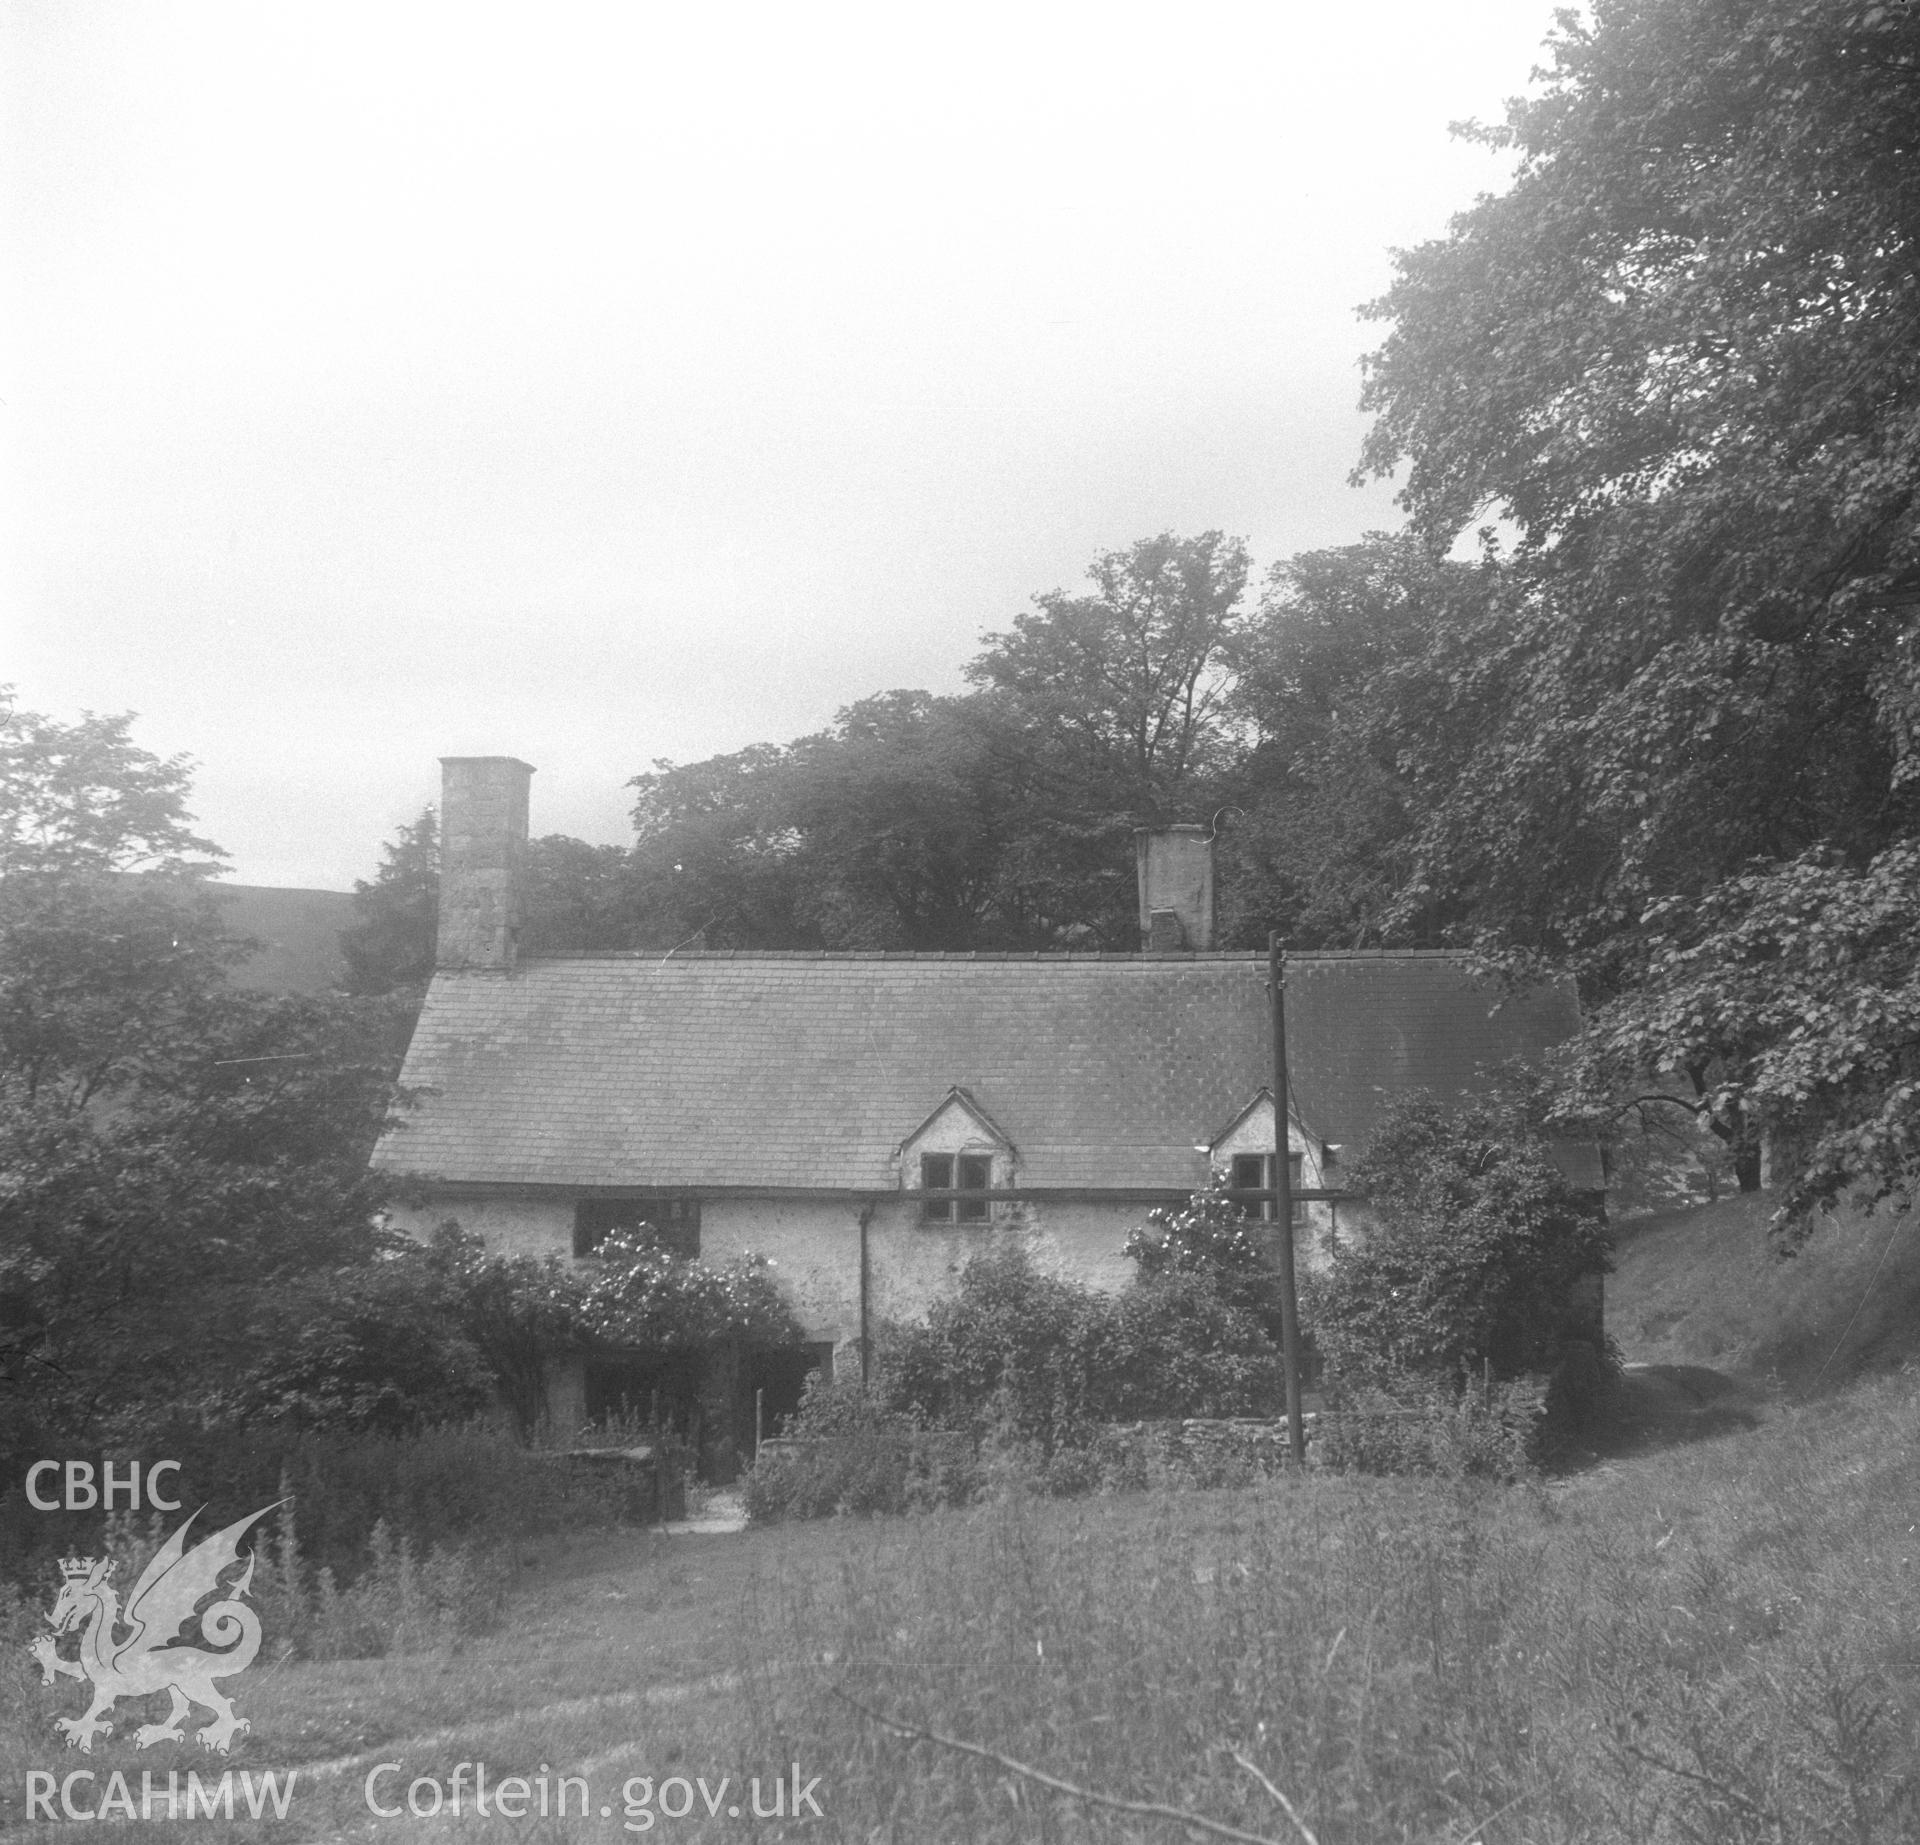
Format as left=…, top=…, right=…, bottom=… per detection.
left=374, top=949, right=1599, bottom=1193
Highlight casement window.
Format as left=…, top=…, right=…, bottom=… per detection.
left=922, top=1151, right=992, bottom=1223
left=1229, top=1152, right=1306, bottom=1226
left=573, top=1195, right=701, bottom=1259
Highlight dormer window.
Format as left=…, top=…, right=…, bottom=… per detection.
left=922, top=1151, right=992, bottom=1223
left=898, top=1087, right=1014, bottom=1225
left=1229, top=1152, right=1305, bottom=1227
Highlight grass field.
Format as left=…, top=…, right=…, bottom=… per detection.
left=6, top=1201, right=1918, bottom=1843
left=8, top=1368, right=1918, bottom=1843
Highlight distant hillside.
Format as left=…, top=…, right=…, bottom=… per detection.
left=1608, top=1190, right=1920, bottom=1388
left=209, top=883, right=357, bottom=994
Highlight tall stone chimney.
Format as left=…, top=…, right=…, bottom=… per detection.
left=1134, top=824, right=1214, bottom=951
left=438, top=757, right=533, bottom=971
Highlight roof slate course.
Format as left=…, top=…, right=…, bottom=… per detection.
left=374, top=950, right=1598, bottom=1192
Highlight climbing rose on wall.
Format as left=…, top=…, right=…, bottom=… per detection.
left=575, top=1229, right=800, bottom=1352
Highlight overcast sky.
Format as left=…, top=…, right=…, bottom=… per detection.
left=4, top=0, right=1561, bottom=889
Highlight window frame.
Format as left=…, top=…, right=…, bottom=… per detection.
left=921, top=1150, right=994, bottom=1223
left=1227, top=1152, right=1306, bottom=1226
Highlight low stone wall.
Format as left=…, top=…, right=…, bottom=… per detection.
left=537, top=1444, right=687, bottom=1525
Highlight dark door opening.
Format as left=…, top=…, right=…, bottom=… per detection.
left=584, top=1356, right=698, bottom=1433
left=745, top=1343, right=835, bottom=1448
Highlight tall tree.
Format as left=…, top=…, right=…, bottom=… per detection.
left=627, top=535, right=1258, bottom=953
left=966, top=529, right=1254, bottom=816
left=776, top=691, right=1025, bottom=949
left=0, top=700, right=402, bottom=1450
left=0, top=695, right=238, bottom=1111
left=522, top=835, right=647, bottom=953
left=964, top=529, right=1255, bottom=943
left=1352, top=0, right=1920, bottom=1203
left=1355, top=0, right=1920, bottom=957
left=343, top=809, right=649, bottom=994
left=1219, top=535, right=1493, bottom=947
left=627, top=744, right=819, bottom=950
left=341, top=808, right=440, bottom=997
left=629, top=694, right=1031, bottom=950
left=0, top=691, right=223, bottom=878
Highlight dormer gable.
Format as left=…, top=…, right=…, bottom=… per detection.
left=896, top=1086, right=1015, bottom=1223
left=1204, top=1089, right=1334, bottom=1217
left=896, top=1085, right=1014, bottom=1162
left=1207, top=1088, right=1311, bottom=1160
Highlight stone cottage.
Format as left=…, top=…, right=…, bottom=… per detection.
left=372, top=757, right=1600, bottom=1442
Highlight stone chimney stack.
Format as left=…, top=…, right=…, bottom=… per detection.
left=1134, top=824, right=1214, bottom=952
left=438, top=757, right=533, bottom=972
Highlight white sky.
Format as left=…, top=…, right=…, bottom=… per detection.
left=3, top=0, right=1559, bottom=888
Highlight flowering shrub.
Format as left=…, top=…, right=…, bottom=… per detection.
left=424, top=1227, right=588, bottom=1437
left=574, top=1227, right=798, bottom=1351
left=1124, top=1177, right=1272, bottom=1282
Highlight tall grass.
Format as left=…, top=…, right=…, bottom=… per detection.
left=5, top=1420, right=645, bottom=1676
left=2, top=1420, right=634, bottom=1602
left=734, top=1371, right=1920, bottom=1842
left=1609, top=1192, right=1920, bottom=1384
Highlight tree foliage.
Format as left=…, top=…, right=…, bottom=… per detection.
left=1219, top=534, right=1499, bottom=947
left=343, top=809, right=649, bottom=998
left=341, top=808, right=441, bottom=997
left=212, top=1252, right=495, bottom=1435
left=1354, top=0, right=1920, bottom=957
left=0, top=691, right=223, bottom=878
left=627, top=534, right=1256, bottom=951
left=883, top=1241, right=1286, bottom=1454
left=966, top=530, right=1253, bottom=815
left=1557, top=843, right=1920, bottom=1227
left=0, top=1009, right=403, bottom=1452
left=1304, top=1097, right=1611, bottom=1386
left=628, top=692, right=1029, bottom=950
left=1344, top=0, right=1920, bottom=1209
left=0, top=701, right=407, bottom=1460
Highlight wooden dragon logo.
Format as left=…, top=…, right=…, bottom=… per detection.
left=31, top=1503, right=281, bottom=1755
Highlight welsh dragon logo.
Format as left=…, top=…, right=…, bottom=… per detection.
left=31, top=1502, right=281, bottom=1755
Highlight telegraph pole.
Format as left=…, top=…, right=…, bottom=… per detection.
left=1269, top=932, right=1307, bottom=1465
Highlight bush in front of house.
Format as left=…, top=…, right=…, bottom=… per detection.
left=210, top=1248, right=499, bottom=1434
left=1083, top=1269, right=1289, bottom=1423
left=743, top=1376, right=980, bottom=1521
left=1122, top=1175, right=1287, bottom=1329
left=885, top=1244, right=1287, bottom=1459
left=751, top=1245, right=1293, bottom=1520
left=1301, top=1093, right=1616, bottom=1467
left=882, top=1246, right=1103, bottom=1455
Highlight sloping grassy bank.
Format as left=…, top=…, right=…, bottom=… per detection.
left=735, top=1369, right=1920, bottom=1843
left=6, top=1369, right=1915, bottom=1841
left=1608, top=1191, right=1920, bottom=1382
